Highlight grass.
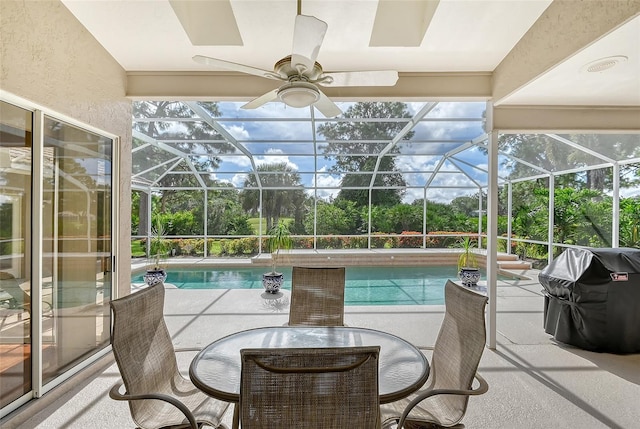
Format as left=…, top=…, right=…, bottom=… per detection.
left=247, top=218, right=266, bottom=234
left=247, top=217, right=293, bottom=234
left=131, top=239, right=146, bottom=257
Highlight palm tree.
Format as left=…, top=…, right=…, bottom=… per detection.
left=240, top=162, right=305, bottom=231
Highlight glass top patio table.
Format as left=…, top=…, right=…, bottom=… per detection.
left=189, top=326, right=430, bottom=404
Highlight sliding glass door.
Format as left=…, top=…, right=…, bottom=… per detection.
left=0, top=100, right=115, bottom=413
left=41, top=116, right=113, bottom=383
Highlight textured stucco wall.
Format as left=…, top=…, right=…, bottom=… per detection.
left=0, top=0, right=132, bottom=296
left=493, top=0, right=640, bottom=103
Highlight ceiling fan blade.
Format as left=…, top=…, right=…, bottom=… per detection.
left=241, top=89, right=279, bottom=110
left=320, top=70, right=399, bottom=87
left=314, top=90, right=342, bottom=118
left=291, top=15, right=327, bottom=73
left=193, top=55, right=282, bottom=80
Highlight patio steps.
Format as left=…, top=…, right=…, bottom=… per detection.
left=496, top=253, right=532, bottom=270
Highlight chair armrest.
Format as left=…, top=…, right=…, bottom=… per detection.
left=397, top=372, right=488, bottom=428
left=109, top=381, right=198, bottom=429
left=416, top=346, right=434, bottom=351
left=175, top=347, right=202, bottom=353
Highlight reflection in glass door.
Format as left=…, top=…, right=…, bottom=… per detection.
left=41, top=117, right=112, bottom=383
left=0, top=102, right=33, bottom=409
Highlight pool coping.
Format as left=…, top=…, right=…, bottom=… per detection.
left=132, top=249, right=533, bottom=281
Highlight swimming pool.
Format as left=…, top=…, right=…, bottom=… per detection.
left=131, top=266, right=477, bottom=306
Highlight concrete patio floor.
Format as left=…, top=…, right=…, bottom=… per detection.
left=3, top=271, right=640, bottom=428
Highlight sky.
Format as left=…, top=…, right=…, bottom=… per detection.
left=205, top=100, right=489, bottom=203
left=132, top=99, right=640, bottom=204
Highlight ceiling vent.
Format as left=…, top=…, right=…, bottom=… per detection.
left=582, top=56, right=628, bottom=73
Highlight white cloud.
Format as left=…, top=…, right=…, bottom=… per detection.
left=404, top=186, right=478, bottom=205
left=621, top=186, right=640, bottom=198
left=312, top=188, right=341, bottom=201
left=430, top=102, right=486, bottom=119
left=222, top=155, right=252, bottom=168
left=395, top=156, right=477, bottom=189
left=310, top=166, right=342, bottom=200
left=231, top=173, right=249, bottom=188
left=255, top=149, right=299, bottom=171
left=402, top=188, right=424, bottom=204
left=218, top=102, right=314, bottom=141
left=424, top=187, right=478, bottom=204
left=315, top=175, right=342, bottom=189
left=409, top=101, right=486, bottom=141
left=206, top=172, right=235, bottom=187
left=395, top=155, right=440, bottom=173
left=223, top=124, right=250, bottom=140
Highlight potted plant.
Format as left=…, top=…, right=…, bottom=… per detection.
left=457, top=236, right=480, bottom=287
left=143, top=217, right=169, bottom=286
left=262, top=221, right=293, bottom=293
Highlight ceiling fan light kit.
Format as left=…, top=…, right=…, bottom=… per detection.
left=278, top=82, right=320, bottom=108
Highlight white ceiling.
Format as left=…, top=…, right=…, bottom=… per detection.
left=61, top=0, right=640, bottom=107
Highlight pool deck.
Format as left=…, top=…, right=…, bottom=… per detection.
left=3, top=266, right=640, bottom=428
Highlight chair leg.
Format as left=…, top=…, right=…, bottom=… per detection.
left=404, top=423, right=442, bottom=429
left=384, top=420, right=465, bottom=429
left=231, top=403, right=239, bottom=429
left=411, top=423, right=464, bottom=429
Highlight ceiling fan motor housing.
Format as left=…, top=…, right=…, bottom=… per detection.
left=274, top=55, right=323, bottom=80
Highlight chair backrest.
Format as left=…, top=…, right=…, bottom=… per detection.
left=289, top=266, right=346, bottom=326
left=110, top=283, right=179, bottom=419
left=240, top=346, right=380, bottom=429
left=431, top=280, right=488, bottom=420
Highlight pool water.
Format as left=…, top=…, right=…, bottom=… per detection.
left=132, top=266, right=475, bottom=306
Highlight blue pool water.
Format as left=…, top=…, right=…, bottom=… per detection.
left=132, top=266, right=475, bottom=306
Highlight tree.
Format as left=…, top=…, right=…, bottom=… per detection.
left=240, top=162, right=306, bottom=231
left=620, top=197, right=640, bottom=248
left=498, top=134, right=573, bottom=181
left=389, top=204, right=423, bottom=232
left=317, top=102, right=413, bottom=207
left=289, top=189, right=311, bottom=235
left=564, top=134, right=640, bottom=189
left=498, top=133, right=640, bottom=190
left=132, top=101, right=234, bottom=227
left=423, top=200, right=473, bottom=232
left=450, top=193, right=482, bottom=216
left=310, top=200, right=361, bottom=235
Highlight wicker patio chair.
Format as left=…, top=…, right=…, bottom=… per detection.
left=288, top=266, right=346, bottom=326
left=380, top=280, right=489, bottom=429
left=239, top=346, right=381, bottom=429
left=109, top=283, right=230, bottom=429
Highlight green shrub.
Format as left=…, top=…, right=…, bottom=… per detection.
left=239, top=237, right=259, bottom=255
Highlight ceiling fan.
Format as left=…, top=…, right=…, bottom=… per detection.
left=193, top=0, right=398, bottom=118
